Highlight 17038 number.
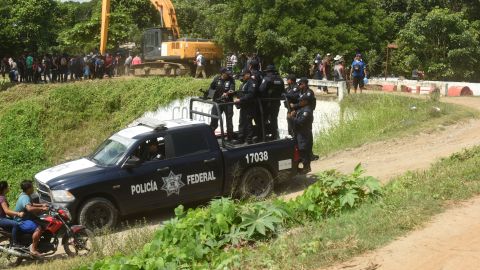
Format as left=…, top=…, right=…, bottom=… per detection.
left=245, top=151, right=269, bottom=164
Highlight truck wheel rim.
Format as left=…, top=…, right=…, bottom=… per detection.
left=247, top=173, right=271, bottom=197
left=86, top=205, right=111, bottom=228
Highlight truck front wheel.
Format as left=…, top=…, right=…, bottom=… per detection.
left=78, top=197, right=118, bottom=230
left=239, top=167, right=274, bottom=199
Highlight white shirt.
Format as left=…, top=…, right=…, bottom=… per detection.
left=196, top=54, right=204, bottom=67
left=230, top=55, right=238, bottom=65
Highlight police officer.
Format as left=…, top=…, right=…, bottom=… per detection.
left=291, top=77, right=316, bottom=111
left=284, top=74, right=300, bottom=136
left=291, top=78, right=319, bottom=161
left=289, top=94, right=314, bottom=174
left=259, top=65, right=285, bottom=139
left=247, top=60, right=263, bottom=141
left=209, top=68, right=236, bottom=140
left=233, top=70, right=257, bottom=144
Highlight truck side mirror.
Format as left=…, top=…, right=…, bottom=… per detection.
left=122, top=156, right=142, bottom=169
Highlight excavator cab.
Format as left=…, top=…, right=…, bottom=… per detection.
left=142, top=28, right=175, bottom=61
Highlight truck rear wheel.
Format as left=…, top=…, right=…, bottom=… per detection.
left=78, top=198, right=118, bottom=230
left=239, top=167, right=274, bottom=199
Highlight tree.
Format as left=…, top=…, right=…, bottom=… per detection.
left=0, top=0, right=59, bottom=55
left=392, top=8, right=480, bottom=81
left=56, top=0, right=161, bottom=54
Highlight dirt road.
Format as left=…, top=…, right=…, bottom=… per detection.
left=324, top=197, right=480, bottom=270
left=318, top=96, right=480, bottom=270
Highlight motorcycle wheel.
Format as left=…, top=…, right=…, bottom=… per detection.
left=4, top=255, right=23, bottom=267
left=62, top=228, right=95, bottom=257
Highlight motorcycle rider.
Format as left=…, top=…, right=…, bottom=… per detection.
left=0, top=181, right=24, bottom=247
left=14, top=180, right=48, bottom=256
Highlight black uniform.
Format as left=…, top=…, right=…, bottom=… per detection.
left=259, top=72, right=285, bottom=139
left=250, top=69, right=263, bottom=140
left=284, top=82, right=300, bottom=136
left=237, top=79, right=257, bottom=143
left=209, top=75, right=236, bottom=139
left=293, top=87, right=316, bottom=111
left=293, top=105, right=314, bottom=172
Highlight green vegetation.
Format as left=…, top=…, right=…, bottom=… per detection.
left=0, top=77, right=209, bottom=200
left=314, top=93, right=478, bottom=157
left=3, top=0, right=480, bottom=79
left=81, top=166, right=380, bottom=270
left=392, top=8, right=480, bottom=80
left=237, top=146, right=480, bottom=269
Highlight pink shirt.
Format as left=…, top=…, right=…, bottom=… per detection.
left=132, top=57, right=142, bottom=66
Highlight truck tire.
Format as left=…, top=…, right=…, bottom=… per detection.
left=239, top=167, right=274, bottom=199
left=78, top=198, right=118, bottom=230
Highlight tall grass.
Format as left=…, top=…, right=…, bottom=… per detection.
left=314, top=94, right=478, bottom=156
left=0, top=78, right=209, bottom=200
left=238, top=146, right=480, bottom=269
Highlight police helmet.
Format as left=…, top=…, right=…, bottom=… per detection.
left=298, top=77, right=309, bottom=85
left=265, top=65, right=276, bottom=72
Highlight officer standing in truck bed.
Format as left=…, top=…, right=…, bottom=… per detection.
left=209, top=68, right=236, bottom=140
left=289, top=93, right=314, bottom=174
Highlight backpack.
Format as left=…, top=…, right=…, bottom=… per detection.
left=200, top=55, right=206, bottom=66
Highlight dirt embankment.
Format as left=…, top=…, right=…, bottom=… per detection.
left=319, top=97, right=480, bottom=270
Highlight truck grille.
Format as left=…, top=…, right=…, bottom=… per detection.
left=35, top=180, right=52, bottom=203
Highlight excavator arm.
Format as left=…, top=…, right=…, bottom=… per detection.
left=100, top=0, right=181, bottom=55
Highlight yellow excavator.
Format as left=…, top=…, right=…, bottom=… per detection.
left=100, top=0, right=223, bottom=76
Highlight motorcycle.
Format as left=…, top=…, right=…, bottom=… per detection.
left=0, top=205, right=94, bottom=266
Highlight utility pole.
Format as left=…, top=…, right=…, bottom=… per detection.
left=385, top=43, right=398, bottom=80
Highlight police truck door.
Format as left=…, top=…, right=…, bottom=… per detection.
left=164, top=127, right=224, bottom=203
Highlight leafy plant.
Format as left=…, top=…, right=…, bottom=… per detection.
left=83, top=166, right=381, bottom=270
left=293, top=164, right=381, bottom=220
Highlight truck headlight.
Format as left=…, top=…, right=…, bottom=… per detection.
left=51, top=190, right=75, bottom=203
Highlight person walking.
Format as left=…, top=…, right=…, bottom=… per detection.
left=350, top=53, right=367, bottom=93
left=25, top=53, right=34, bottom=83
left=333, top=55, right=348, bottom=94
left=321, top=53, right=332, bottom=94
left=132, top=54, right=142, bottom=66
left=125, top=54, right=133, bottom=75
left=194, top=51, right=207, bottom=79
left=209, top=68, right=236, bottom=141
left=0, top=57, right=8, bottom=79
left=8, top=58, right=18, bottom=82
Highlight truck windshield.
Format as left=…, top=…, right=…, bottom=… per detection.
left=89, top=135, right=135, bottom=166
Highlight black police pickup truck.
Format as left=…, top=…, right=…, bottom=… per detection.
left=35, top=101, right=298, bottom=229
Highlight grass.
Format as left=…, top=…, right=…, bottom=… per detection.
left=0, top=77, right=210, bottom=200
left=236, top=146, right=480, bottom=269
left=314, top=93, right=478, bottom=157
left=10, top=221, right=157, bottom=270
left=0, top=83, right=478, bottom=269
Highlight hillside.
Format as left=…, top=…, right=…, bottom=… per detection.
left=0, top=77, right=210, bottom=199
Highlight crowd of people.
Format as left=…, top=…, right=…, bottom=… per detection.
left=206, top=60, right=317, bottom=174
left=202, top=50, right=368, bottom=173
left=1, top=52, right=143, bottom=83
left=311, top=52, right=368, bottom=94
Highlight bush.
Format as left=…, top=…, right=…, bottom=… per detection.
left=84, top=166, right=381, bottom=270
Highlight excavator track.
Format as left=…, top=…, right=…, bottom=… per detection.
left=131, top=61, right=191, bottom=77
